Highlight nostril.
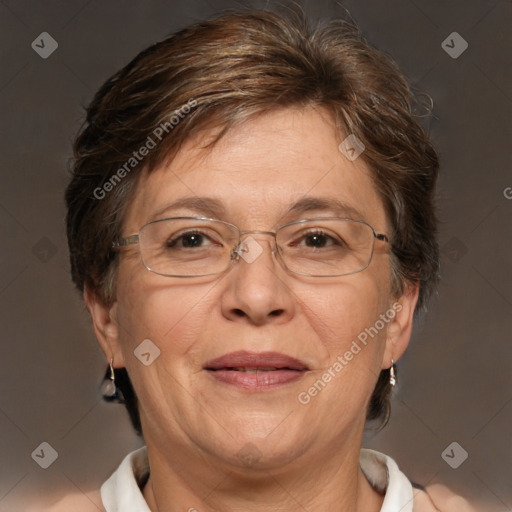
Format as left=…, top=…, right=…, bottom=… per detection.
left=270, top=309, right=284, bottom=316
left=233, top=308, right=245, bottom=317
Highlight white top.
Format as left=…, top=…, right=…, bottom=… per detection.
left=100, top=447, right=415, bottom=512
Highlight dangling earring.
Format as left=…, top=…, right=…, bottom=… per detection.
left=102, top=359, right=118, bottom=400
left=389, top=359, right=397, bottom=387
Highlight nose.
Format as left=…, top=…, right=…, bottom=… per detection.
left=220, top=235, right=296, bottom=326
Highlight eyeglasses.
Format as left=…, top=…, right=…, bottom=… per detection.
left=112, top=217, right=389, bottom=278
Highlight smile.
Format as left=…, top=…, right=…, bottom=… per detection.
left=204, top=351, right=309, bottom=391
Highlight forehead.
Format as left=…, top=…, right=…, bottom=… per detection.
left=124, top=107, right=387, bottom=232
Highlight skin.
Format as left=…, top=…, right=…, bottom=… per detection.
left=86, top=106, right=419, bottom=512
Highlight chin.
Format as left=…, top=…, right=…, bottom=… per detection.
left=194, top=412, right=315, bottom=470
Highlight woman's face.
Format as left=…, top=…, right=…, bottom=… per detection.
left=91, top=107, right=416, bottom=470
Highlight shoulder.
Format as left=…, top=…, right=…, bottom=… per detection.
left=360, top=448, right=478, bottom=512
left=28, top=489, right=104, bottom=512
left=413, top=487, right=440, bottom=512
left=413, top=484, right=479, bottom=512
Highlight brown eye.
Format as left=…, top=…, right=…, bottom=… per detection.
left=291, top=230, right=343, bottom=249
left=303, top=232, right=336, bottom=248
left=166, top=230, right=219, bottom=249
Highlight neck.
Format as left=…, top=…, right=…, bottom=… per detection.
left=142, top=436, right=384, bottom=512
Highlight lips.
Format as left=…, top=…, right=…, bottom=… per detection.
left=204, top=351, right=308, bottom=371
left=204, top=351, right=308, bottom=391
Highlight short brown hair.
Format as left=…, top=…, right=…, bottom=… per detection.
left=66, top=8, right=439, bottom=434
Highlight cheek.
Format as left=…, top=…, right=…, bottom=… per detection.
left=298, top=270, right=390, bottom=356
left=293, top=268, right=392, bottom=416
left=114, top=273, right=220, bottom=425
left=115, top=265, right=218, bottom=364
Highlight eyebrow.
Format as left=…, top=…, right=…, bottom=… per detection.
left=285, top=197, right=364, bottom=221
left=151, top=197, right=226, bottom=221
left=150, top=196, right=365, bottom=223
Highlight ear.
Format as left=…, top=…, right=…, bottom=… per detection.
left=84, top=285, right=125, bottom=368
left=381, top=282, right=419, bottom=369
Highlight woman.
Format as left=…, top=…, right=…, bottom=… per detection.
left=62, top=8, right=474, bottom=512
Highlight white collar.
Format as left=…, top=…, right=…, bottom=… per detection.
left=360, top=448, right=414, bottom=512
left=101, top=447, right=413, bottom=511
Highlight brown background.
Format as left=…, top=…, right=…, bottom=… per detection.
left=0, top=0, right=511, bottom=510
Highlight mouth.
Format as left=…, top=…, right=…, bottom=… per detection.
left=204, top=351, right=309, bottom=391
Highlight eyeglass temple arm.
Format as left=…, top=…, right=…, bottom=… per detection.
left=112, top=234, right=139, bottom=249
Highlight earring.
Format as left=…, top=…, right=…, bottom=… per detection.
left=389, top=359, right=397, bottom=387
left=101, top=359, right=118, bottom=400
